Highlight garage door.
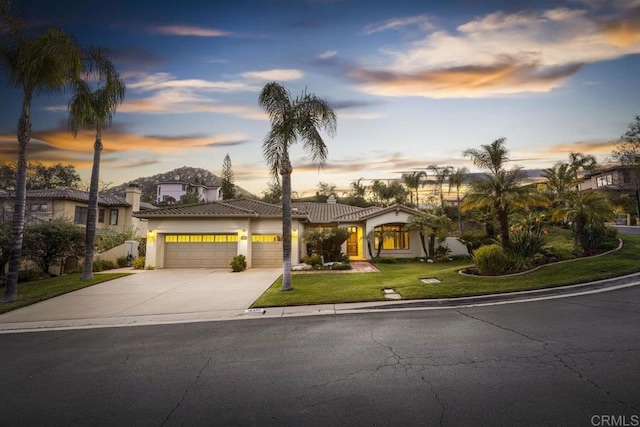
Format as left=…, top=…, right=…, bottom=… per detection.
left=164, top=234, right=237, bottom=268
left=251, top=234, right=283, bottom=267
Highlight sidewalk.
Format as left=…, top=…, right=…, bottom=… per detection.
left=1, top=271, right=639, bottom=334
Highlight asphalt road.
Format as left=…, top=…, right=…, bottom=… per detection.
left=617, top=225, right=640, bottom=236
left=2, top=286, right=639, bottom=426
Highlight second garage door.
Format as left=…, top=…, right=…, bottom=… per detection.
left=251, top=234, right=283, bottom=267
left=164, top=234, right=237, bottom=268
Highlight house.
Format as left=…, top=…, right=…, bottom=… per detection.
left=134, top=196, right=468, bottom=269
left=579, top=164, right=637, bottom=192
left=156, top=181, right=222, bottom=204
left=0, top=184, right=154, bottom=237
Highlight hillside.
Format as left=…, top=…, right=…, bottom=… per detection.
left=103, top=166, right=254, bottom=203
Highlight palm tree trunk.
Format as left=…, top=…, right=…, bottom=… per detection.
left=419, top=231, right=428, bottom=258
left=415, top=188, right=419, bottom=209
left=81, top=135, right=102, bottom=280
left=456, top=190, right=462, bottom=235
left=497, top=207, right=510, bottom=248
left=280, top=158, right=293, bottom=291
left=3, top=94, right=31, bottom=302
left=428, top=232, right=436, bottom=258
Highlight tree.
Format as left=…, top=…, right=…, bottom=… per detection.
left=315, top=181, right=337, bottom=202
left=2, top=10, right=87, bottom=301
left=543, top=152, right=597, bottom=205
left=220, top=153, right=236, bottom=200
left=428, top=165, right=453, bottom=213
left=371, top=180, right=407, bottom=206
left=0, top=221, right=11, bottom=277
left=259, top=82, right=337, bottom=291
left=407, top=213, right=451, bottom=258
left=611, top=115, right=640, bottom=217
left=341, top=178, right=369, bottom=207
left=402, top=171, right=426, bottom=208
left=179, top=183, right=201, bottom=205
left=448, top=167, right=469, bottom=234
left=68, top=46, right=125, bottom=281
left=22, top=219, right=84, bottom=275
left=261, top=178, right=283, bottom=204
left=0, top=162, right=81, bottom=191
left=365, top=227, right=397, bottom=259
left=462, top=138, right=547, bottom=248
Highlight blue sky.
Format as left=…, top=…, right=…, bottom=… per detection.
left=1, top=0, right=639, bottom=196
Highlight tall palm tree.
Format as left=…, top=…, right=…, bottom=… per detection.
left=448, top=167, right=469, bottom=234
left=1, top=18, right=85, bottom=302
left=68, top=47, right=125, bottom=280
left=402, top=171, right=426, bottom=208
left=427, top=164, right=452, bottom=212
left=349, top=178, right=367, bottom=198
left=407, top=213, right=452, bottom=258
left=462, top=138, right=547, bottom=248
left=542, top=162, right=578, bottom=204
left=259, top=82, right=336, bottom=291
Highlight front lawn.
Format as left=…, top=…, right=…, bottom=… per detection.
left=252, top=234, right=640, bottom=307
left=0, top=273, right=130, bottom=315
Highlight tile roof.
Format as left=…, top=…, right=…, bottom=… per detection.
left=2, top=188, right=131, bottom=207
left=332, top=206, right=383, bottom=222
left=134, top=199, right=307, bottom=219
left=291, top=202, right=364, bottom=223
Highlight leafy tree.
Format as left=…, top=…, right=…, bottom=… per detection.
left=402, top=171, right=426, bottom=208
left=341, top=178, right=369, bottom=207
left=428, top=165, right=453, bottom=212
left=371, top=180, right=407, bottom=206
left=261, top=178, right=282, bottom=204
left=1, top=8, right=87, bottom=302
left=0, top=162, right=81, bottom=191
left=407, top=213, right=452, bottom=258
left=462, top=138, right=547, bottom=248
left=303, top=227, right=351, bottom=262
left=611, top=115, right=640, bottom=217
left=179, top=183, right=201, bottom=205
left=259, top=82, right=336, bottom=291
left=543, top=152, right=597, bottom=206
left=552, top=191, right=613, bottom=254
left=315, top=181, right=336, bottom=202
left=0, top=221, right=11, bottom=277
left=220, top=153, right=236, bottom=200
left=22, top=219, right=84, bottom=275
left=68, top=47, right=125, bottom=281
left=448, top=167, right=469, bottom=234
left=96, top=225, right=138, bottom=252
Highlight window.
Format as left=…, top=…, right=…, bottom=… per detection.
left=181, top=184, right=187, bottom=191
left=109, top=209, right=119, bottom=225
left=252, top=234, right=282, bottom=242
left=596, top=174, right=613, bottom=188
left=374, top=225, right=409, bottom=250
left=39, top=203, right=48, bottom=212
left=74, top=206, right=88, bottom=224
left=98, top=209, right=105, bottom=223
left=623, top=171, right=631, bottom=184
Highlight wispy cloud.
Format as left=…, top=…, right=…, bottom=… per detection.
left=317, top=50, right=337, bottom=60
left=352, top=4, right=640, bottom=98
left=240, top=69, right=304, bottom=81
left=150, top=25, right=231, bottom=37
left=362, top=14, right=434, bottom=35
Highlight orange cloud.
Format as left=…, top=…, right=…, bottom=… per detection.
left=604, top=20, right=640, bottom=46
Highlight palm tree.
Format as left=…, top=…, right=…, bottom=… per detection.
left=402, top=171, right=426, bottom=208
left=1, top=18, right=85, bottom=302
left=462, top=138, right=547, bottom=248
left=365, top=228, right=397, bottom=259
left=448, top=167, right=469, bottom=234
left=552, top=191, right=613, bottom=254
left=407, top=213, right=452, bottom=258
left=68, top=48, right=125, bottom=280
left=542, top=162, right=578, bottom=204
left=259, top=82, right=336, bottom=291
left=427, top=165, right=453, bottom=213
left=349, top=178, right=367, bottom=198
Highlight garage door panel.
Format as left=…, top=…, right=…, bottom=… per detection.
left=164, top=235, right=237, bottom=268
left=252, top=235, right=283, bottom=267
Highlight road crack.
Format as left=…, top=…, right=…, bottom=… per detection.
left=160, top=356, right=212, bottom=426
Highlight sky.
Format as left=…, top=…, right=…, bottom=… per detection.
left=1, top=0, right=639, bottom=197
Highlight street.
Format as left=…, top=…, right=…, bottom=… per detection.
left=1, top=286, right=639, bottom=426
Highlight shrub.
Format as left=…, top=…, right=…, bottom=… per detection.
left=433, top=245, right=452, bottom=263
left=230, top=254, right=247, bottom=272
left=18, top=269, right=47, bottom=283
left=473, top=244, right=510, bottom=276
left=132, top=256, right=145, bottom=270
left=93, top=259, right=116, bottom=272
left=96, top=225, right=138, bottom=252
left=578, top=224, right=607, bottom=253
left=508, top=229, right=545, bottom=258
left=329, top=262, right=351, bottom=270
left=116, top=256, right=128, bottom=268
left=301, top=254, right=323, bottom=267
left=374, top=256, right=398, bottom=264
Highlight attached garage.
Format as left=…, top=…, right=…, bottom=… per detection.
left=251, top=234, right=283, bottom=267
left=164, top=234, right=238, bottom=268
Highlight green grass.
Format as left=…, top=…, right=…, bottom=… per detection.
left=0, top=273, right=130, bottom=315
left=252, top=234, right=640, bottom=308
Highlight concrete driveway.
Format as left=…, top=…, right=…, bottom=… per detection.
left=0, top=268, right=281, bottom=332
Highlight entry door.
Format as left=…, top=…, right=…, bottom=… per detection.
left=346, top=226, right=358, bottom=257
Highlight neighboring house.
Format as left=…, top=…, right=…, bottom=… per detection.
left=0, top=184, right=154, bottom=237
left=134, top=196, right=468, bottom=269
left=156, top=181, right=222, bottom=204
left=579, top=164, right=636, bottom=193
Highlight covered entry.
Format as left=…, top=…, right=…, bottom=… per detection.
left=164, top=234, right=238, bottom=268
left=251, top=234, right=283, bottom=267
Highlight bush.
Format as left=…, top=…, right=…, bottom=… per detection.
left=18, top=269, right=47, bottom=283
left=301, top=254, right=323, bottom=267
left=116, top=256, right=128, bottom=268
left=508, top=229, right=545, bottom=258
left=96, top=226, right=138, bottom=252
left=374, top=256, right=398, bottom=264
left=230, top=254, right=247, bottom=272
left=329, top=262, right=351, bottom=270
left=433, top=245, right=452, bottom=263
left=132, top=256, right=145, bottom=270
left=578, top=224, right=607, bottom=253
left=93, top=259, right=116, bottom=272
left=473, top=244, right=511, bottom=276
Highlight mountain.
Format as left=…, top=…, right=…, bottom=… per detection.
left=103, top=166, right=255, bottom=203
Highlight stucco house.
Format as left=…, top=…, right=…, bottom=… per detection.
left=0, top=184, right=154, bottom=237
left=134, top=197, right=468, bottom=269
left=156, top=181, right=222, bottom=204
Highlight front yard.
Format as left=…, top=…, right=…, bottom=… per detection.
left=252, top=233, right=640, bottom=307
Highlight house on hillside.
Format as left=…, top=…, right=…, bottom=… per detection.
left=156, top=181, right=222, bottom=204
left=0, top=184, right=154, bottom=236
left=134, top=196, right=468, bottom=269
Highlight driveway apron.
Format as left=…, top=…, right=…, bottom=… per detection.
left=0, top=268, right=281, bottom=331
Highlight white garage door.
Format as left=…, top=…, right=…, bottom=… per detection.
left=251, top=234, right=283, bottom=267
left=164, top=234, right=238, bottom=268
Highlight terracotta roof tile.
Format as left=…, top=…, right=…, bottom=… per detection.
left=3, top=188, right=130, bottom=207
left=291, top=202, right=365, bottom=223
left=134, top=199, right=307, bottom=219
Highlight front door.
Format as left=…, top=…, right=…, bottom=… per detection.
left=346, top=226, right=358, bottom=257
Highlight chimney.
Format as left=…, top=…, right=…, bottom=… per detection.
left=125, top=183, right=141, bottom=212
left=327, top=195, right=337, bottom=204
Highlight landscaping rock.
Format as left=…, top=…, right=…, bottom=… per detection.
left=292, top=264, right=313, bottom=271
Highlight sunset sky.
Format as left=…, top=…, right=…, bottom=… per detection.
left=1, top=0, right=639, bottom=196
